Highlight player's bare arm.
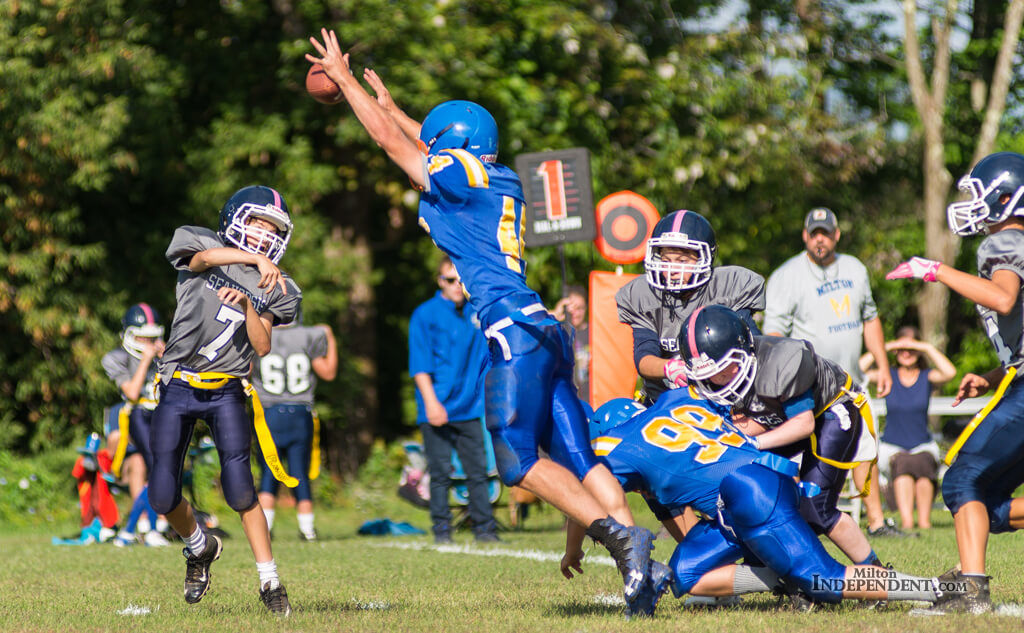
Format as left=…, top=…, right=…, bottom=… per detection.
left=952, top=367, right=1007, bottom=406
left=561, top=520, right=586, bottom=579
left=306, top=29, right=424, bottom=187
left=750, top=409, right=815, bottom=451
left=363, top=68, right=422, bottom=141
left=311, top=325, right=338, bottom=381
left=217, top=286, right=273, bottom=356
left=863, top=317, right=891, bottom=397
left=188, top=248, right=287, bottom=294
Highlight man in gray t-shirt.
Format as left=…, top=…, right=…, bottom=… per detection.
left=762, top=207, right=894, bottom=536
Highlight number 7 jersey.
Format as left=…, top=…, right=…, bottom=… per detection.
left=158, top=226, right=302, bottom=381
left=418, top=149, right=542, bottom=330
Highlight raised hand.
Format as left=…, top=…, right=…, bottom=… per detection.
left=886, top=257, right=941, bottom=282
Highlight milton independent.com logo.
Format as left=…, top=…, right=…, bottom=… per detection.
left=811, top=567, right=968, bottom=594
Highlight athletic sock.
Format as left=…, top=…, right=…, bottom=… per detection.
left=184, top=525, right=207, bottom=557
left=733, top=565, right=780, bottom=594
left=264, top=509, right=276, bottom=532
left=257, top=559, right=280, bottom=590
left=885, top=570, right=941, bottom=601
left=297, top=512, right=315, bottom=537
left=857, top=550, right=882, bottom=566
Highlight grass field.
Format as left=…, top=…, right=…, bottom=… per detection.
left=4, top=487, right=1024, bottom=633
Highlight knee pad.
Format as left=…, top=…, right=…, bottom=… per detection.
left=941, top=462, right=981, bottom=514
left=485, top=365, right=533, bottom=486
left=668, top=521, right=744, bottom=597
left=987, top=496, right=1015, bottom=534
left=798, top=493, right=842, bottom=534
left=147, top=479, right=180, bottom=516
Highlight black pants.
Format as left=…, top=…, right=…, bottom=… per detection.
left=422, top=419, right=496, bottom=537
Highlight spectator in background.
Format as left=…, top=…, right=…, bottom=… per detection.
left=762, top=207, right=896, bottom=537
left=554, top=285, right=590, bottom=403
left=859, top=326, right=956, bottom=531
left=409, top=256, right=498, bottom=544
left=251, top=313, right=338, bottom=542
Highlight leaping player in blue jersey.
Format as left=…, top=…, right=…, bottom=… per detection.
left=307, top=28, right=659, bottom=615
left=571, top=391, right=958, bottom=613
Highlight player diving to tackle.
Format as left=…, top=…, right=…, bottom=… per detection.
left=149, top=185, right=300, bottom=615
left=565, top=390, right=959, bottom=612
left=681, top=305, right=882, bottom=568
left=306, top=28, right=659, bottom=613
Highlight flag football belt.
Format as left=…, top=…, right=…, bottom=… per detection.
left=110, top=396, right=158, bottom=478
left=161, top=370, right=299, bottom=488
left=810, top=373, right=878, bottom=498
left=483, top=303, right=549, bottom=361
left=309, top=408, right=321, bottom=480
left=944, top=365, right=1018, bottom=466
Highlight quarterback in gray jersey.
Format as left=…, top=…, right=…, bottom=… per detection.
left=888, top=151, right=1024, bottom=614
left=251, top=319, right=337, bottom=542
left=148, top=185, right=299, bottom=615
left=616, top=210, right=764, bottom=404
left=682, top=306, right=881, bottom=570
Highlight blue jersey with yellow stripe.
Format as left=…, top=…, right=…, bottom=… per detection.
left=590, top=389, right=763, bottom=517
left=418, top=149, right=542, bottom=330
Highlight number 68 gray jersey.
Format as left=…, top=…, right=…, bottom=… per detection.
left=157, top=226, right=302, bottom=381
left=250, top=325, right=328, bottom=406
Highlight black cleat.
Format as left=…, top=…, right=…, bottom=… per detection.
left=773, top=579, right=816, bottom=613
left=587, top=519, right=654, bottom=604
left=183, top=534, right=222, bottom=604
left=625, top=560, right=673, bottom=619
left=298, top=529, right=318, bottom=542
left=921, top=573, right=991, bottom=615
left=867, top=518, right=913, bottom=538
left=260, top=582, right=292, bottom=616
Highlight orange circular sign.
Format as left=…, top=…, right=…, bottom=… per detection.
left=594, top=191, right=660, bottom=264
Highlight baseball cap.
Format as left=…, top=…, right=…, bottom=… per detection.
left=804, top=207, right=838, bottom=233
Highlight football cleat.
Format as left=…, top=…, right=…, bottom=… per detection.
left=260, top=582, right=292, bottom=616
left=594, top=520, right=655, bottom=604
left=182, top=534, right=222, bottom=604
left=298, top=529, right=318, bottom=542
left=916, top=573, right=990, bottom=615
left=625, top=560, right=673, bottom=619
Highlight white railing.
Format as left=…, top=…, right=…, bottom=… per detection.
left=868, top=396, right=984, bottom=417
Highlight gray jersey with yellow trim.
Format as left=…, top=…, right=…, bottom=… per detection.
left=616, top=265, right=764, bottom=400
left=250, top=325, right=328, bottom=406
left=977, top=229, right=1024, bottom=368
left=157, top=226, right=301, bottom=381
left=101, top=348, right=160, bottom=409
left=733, top=336, right=848, bottom=429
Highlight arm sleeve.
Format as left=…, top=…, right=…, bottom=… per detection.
left=761, top=267, right=794, bottom=335
left=615, top=282, right=654, bottom=329
left=730, top=268, right=766, bottom=312
left=408, top=306, right=435, bottom=376
left=100, top=351, right=131, bottom=386
left=855, top=260, right=879, bottom=322
left=632, top=327, right=661, bottom=368
left=781, top=388, right=815, bottom=419
left=422, top=150, right=485, bottom=207
left=165, top=226, right=223, bottom=271
left=266, top=278, right=302, bottom=325
left=308, top=329, right=328, bottom=359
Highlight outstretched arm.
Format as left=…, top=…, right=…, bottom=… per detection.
left=888, top=260, right=1021, bottom=315
left=306, top=29, right=425, bottom=188
left=363, top=68, right=422, bottom=142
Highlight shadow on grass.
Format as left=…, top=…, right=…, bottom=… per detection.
left=546, top=602, right=624, bottom=617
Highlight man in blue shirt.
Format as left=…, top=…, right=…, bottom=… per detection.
left=410, top=256, right=497, bottom=543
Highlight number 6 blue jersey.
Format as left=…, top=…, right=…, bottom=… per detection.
left=418, top=149, right=543, bottom=330
left=590, top=389, right=764, bottom=518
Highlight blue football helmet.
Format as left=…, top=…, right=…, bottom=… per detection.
left=419, top=100, right=499, bottom=162
left=589, top=398, right=647, bottom=440
left=948, top=151, right=1024, bottom=236
left=121, top=302, right=164, bottom=359
left=218, top=185, right=293, bottom=264
left=644, top=210, right=717, bottom=292
left=681, top=305, right=757, bottom=406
